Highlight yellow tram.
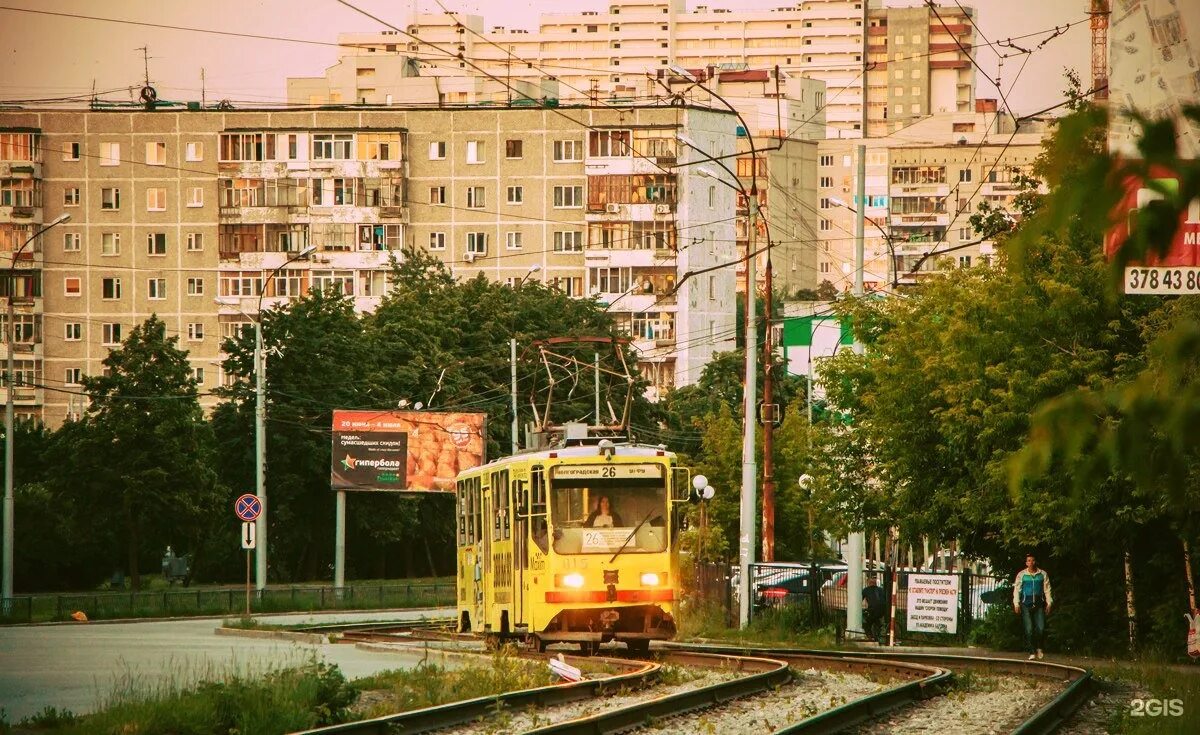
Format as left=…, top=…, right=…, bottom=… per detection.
left=454, top=440, right=690, bottom=653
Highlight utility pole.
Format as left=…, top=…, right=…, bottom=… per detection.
left=201, top=68, right=207, bottom=108
left=761, top=224, right=776, bottom=563
left=594, top=352, right=600, bottom=427
left=845, top=144, right=867, bottom=639
left=254, top=317, right=267, bottom=593
left=738, top=194, right=759, bottom=628
left=510, top=338, right=519, bottom=455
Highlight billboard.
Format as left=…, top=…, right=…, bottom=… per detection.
left=331, top=410, right=486, bottom=492
left=1107, top=2, right=1200, bottom=291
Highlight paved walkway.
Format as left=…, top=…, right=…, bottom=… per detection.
left=0, top=608, right=455, bottom=721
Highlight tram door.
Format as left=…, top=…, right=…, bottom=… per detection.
left=481, top=479, right=492, bottom=631
left=514, top=478, right=527, bottom=629
left=470, top=477, right=484, bottom=630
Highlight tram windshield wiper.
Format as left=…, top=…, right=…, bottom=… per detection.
left=609, top=509, right=656, bottom=563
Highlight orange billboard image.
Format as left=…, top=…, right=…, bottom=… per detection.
left=331, top=410, right=487, bottom=492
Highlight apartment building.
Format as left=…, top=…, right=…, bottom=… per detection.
left=0, top=104, right=737, bottom=426
left=289, top=0, right=976, bottom=138
left=815, top=102, right=1047, bottom=290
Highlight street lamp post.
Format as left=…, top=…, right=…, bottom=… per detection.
left=219, top=245, right=315, bottom=594
left=3, top=213, right=70, bottom=608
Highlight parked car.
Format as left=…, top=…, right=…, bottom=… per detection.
left=732, top=561, right=847, bottom=611
left=820, top=570, right=1000, bottom=620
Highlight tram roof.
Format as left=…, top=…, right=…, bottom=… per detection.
left=467, top=443, right=678, bottom=473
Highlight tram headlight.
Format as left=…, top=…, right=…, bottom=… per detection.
left=640, top=572, right=662, bottom=587
left=560, top=572, right=585, bottom=588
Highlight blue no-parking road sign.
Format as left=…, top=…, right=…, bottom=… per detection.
left=235, top=494, right=262, bottom=522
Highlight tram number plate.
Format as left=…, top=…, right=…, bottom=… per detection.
left=582, top=529, right=630, bottom=551
left=1125, top=267, right=1200, bottom=294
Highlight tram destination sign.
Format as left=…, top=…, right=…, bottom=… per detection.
left=552, top=464, right=664, bottom=480
left=331, top=410, right=486, bottom=492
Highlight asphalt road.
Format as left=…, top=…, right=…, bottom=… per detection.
left=0, top=608, right=456, bottom=721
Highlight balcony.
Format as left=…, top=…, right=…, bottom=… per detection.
left=378, top=205, right=409, bottom=221
left=890, top=213, right=949, bottom=227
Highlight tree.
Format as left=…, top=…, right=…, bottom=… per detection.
left=47, top=316, right=220, bottom=590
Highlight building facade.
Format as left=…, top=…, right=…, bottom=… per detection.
left=0, top=105, right=737, bottom=426
left=815, top=103, right=1047, bottom=291
left=289, top=0, right=976, bottom=138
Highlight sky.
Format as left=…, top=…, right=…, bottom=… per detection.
left=0, top=0, right=1090, bottom=116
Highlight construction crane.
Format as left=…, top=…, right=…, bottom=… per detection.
left=1090, top=0, right=1110, bottom=99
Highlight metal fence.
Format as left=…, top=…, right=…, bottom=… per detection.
left=0, top=582, right=456, bottom=625
left=743, top=562, right=1011, bottom=643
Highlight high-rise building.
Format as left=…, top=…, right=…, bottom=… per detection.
left=0, top=104, right=737, bottom=426
left=815, top=102, right=1048, bottom=291
left=288, top=0, right=977, bottom=138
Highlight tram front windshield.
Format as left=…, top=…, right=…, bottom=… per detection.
left=549, top=464, right=668, bottom=555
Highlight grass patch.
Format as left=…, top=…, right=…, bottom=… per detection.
left=949, top=670, right=1001, bottom=693
left=353, top=650, right=558, bottom=718
left=6, top=656, right=357, bottom=735
left=1093, top=661, right=1200, bottom=735
left=677, top=601, right=840, bottom=649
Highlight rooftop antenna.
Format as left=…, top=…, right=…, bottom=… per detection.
left=136, top=46, right=157, bottom=110
left=201, top=68, right=207, bottom=108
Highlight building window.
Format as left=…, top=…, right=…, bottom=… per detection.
left=549, top=276, right=583, bottom=296
left=102, top=323, right=122, bottom=346
left=146, top=141, right=166, bottom=165
left=589, top=130, right=630, bottom=157
left=192, top=367, right=205, bottom=384
left=312, top=133, right=353, bottom=160
left=553, top=140, right=582, bottom=162
left=102, top=277, right=122, bottom=300
left=64, top=187, right=80, bottom=206
left=286, top=134, right=298, bottom=159
left=64, top=278, right=81, bottom=296
left=820, top=197, right=830, bottom=209
left=429, top=141, right=447, bottom=160
left=911, top=86, right=920, bottom=96
left=187, top=277, right=204, bottom=295
left=63, top=232, right=80, bottom=252
left=65, top=323, right=82, bottom=341
left=100, top=142, right=120, bottom=166
left=819, top=261, right=830, bottom=274
left=101, top=232, right=120, bottom=256
left=506, top=186, right=523, bottom=204
left=187, top=187, right=203, bottom=207
left=819, top=176, right=832, bottom=188
left=553, top=231, right=583, bottom=252
left=466, top=140, right=484, bottom=164
left=65, top=368, right=83, bottom=386
left=820, top=219, right=831, bottom=231
left=64, top=142, right=81, bottom=161
left=187, top=322, right=204, bottom=341
left=101, top=187, right=120, bottom=210
left=553, top=185, right=583, bottom=208
left=428, top=232, right=446, bottom=250
left=505, top=139, right=523, bottom=158
left=506, top=231, right=522, bottom=250
left=187, top=232, right=203, bottom=251
left=147, top=232, right=167, bottom=255
left=185, top=142, right=203, bottom=161
left=466, top=232, right=487, bottom=255
left=219, top=271, right=264, bottom=297
left=148, top=278, right=167, bottom=300
left=357, top=132, right=401, bottom=160
left=430, top=186, right=446, bottom=205
left=958, top=255, right=972, bottom=268
left=959, top=168, right=972, bottom=182
left=466, top=186, right=485, bottom=208
left=146, top=187, right=166, bottom=211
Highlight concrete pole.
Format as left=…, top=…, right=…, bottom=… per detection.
left=510, top=338, right=519, bottom=455
left=254, top=318, right=267, bottom=592
left=846, top=143, right=867, bottom=638
left=761, top=245, right=775, bottom=563
left=594, top=352, right=600, bottom=427
left=738, top=199, right=759, bottom=629
left=334, top=490, right=346, bottom=592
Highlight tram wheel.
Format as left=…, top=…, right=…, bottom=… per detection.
left=626, top=639, right=650, bottom=655
left=531, top=635, right=548, bottom=653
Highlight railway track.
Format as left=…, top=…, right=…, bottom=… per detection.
left=285, top=623, right=1093, bottom=735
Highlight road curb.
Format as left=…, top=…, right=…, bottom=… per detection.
left=214, top=626, right=330, bottom=644
left=2, top=605, right=450, bottom=628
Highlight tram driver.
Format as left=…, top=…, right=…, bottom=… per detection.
left=585, top=495, right=624, bottom=528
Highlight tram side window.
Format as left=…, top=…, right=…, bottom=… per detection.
left=456, top=481, right=466, bottom=546
left=465, top=479, right=476, bottom=543
left=472, top=477, right=482, bottom=544
left=531, top=466, right=549, bottom=554
left=491, top=472, right=502, bottom=541
left=501, top=470, right=511, bottom=539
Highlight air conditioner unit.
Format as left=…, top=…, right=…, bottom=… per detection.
left=605, top=203, right=622, bottom=214
left=655, top=203, right=671, bottom=214
left=464, top=251, right=477, bottom=263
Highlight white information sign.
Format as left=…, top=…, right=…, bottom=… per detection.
left=241, top=521, right=257, bottom=550
left=552, top=464, right=664, bottom=480
left=581, top=528, right=630, bottom=551
left=906, top=573, right=960, bottom=634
